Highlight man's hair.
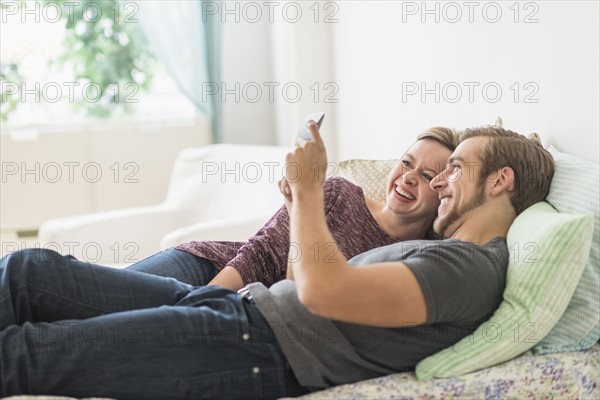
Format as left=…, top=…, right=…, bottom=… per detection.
left=459, top=126, right=555, bottom=215
left=417, top=126, right=459, bottom=152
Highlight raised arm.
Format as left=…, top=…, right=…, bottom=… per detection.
left=286, top=122, right=427, bottom=328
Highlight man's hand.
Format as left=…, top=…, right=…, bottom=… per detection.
left=285, top=121, right=328, bottom=196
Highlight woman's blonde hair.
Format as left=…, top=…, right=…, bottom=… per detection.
left=417, top=126, right=459, bottom=152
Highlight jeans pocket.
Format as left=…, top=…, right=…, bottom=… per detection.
left=175, top=366, right=264, bottom=400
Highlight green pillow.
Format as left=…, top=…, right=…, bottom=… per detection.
left=533, top=147, right=600, bottom=354
left=416, top=201, right=593, bottom=380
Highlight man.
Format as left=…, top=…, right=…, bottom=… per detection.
left=0, top=124, right=554, bottom=399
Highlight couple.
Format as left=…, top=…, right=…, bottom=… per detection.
left=0, top=124, right=554, bottom=399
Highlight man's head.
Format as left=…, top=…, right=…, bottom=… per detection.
left=430, top=126, right=555, bottom=239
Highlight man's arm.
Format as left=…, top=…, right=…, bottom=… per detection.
left=286, top=122, right=427, bottom=328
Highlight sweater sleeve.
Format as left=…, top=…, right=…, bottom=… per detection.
left=227, top=178, right=343, bottom=287
left=226, top=204, right=291, bottom=286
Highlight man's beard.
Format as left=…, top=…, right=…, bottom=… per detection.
left=434, top=180, right=486, bottom=238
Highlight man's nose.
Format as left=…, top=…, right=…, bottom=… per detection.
left=430, top=170, right=447, bottom=192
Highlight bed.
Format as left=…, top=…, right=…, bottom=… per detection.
left=8, top=133, right=600, bottom=399
left=293, top=343, right=599, bottom=399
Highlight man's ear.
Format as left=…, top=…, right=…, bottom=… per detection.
left=490, top=167, right=515, bottom=196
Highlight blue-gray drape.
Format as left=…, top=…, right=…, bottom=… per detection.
left=139, top=1, right=221, bottom=142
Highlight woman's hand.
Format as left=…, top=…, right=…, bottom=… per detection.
left=284, top=121, right=328, bottom=196
left=278, top=177, right=293, bottom=214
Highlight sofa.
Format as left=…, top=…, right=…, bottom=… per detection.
left=38, top=144, right=291, bottom=267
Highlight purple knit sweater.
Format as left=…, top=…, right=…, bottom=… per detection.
left=176, top=177, right=399, bottom=286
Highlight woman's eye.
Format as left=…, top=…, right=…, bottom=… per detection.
left=423, top=173, right=434, bottom=181
left=401, top=160, right=411, bottom=167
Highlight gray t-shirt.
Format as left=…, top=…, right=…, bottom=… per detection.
left=246, top=237, right=508, bottom=390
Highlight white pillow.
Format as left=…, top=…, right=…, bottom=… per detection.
left=532, top=146, right=600, bottom=354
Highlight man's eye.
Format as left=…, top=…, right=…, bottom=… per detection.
left=423, top=173, right=434, bottom=181
left=402, top=160, right=411, bottom=167
left=447, top=163, right=460, bottom=172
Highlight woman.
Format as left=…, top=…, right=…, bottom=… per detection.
left=126, top=127, right=457, bottom=291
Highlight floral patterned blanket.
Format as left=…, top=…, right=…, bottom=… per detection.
left=293, top=343, right=599, bottom=399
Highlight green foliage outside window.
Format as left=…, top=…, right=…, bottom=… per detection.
left=0, top=64, right=23, bottom=123
left=0, top=0, right=157, bottom=121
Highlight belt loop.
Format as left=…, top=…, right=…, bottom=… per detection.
left=237, top=287, right=254, bottom=303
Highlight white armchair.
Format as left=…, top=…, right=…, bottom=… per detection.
left=38, top=144, right=290, bottom=267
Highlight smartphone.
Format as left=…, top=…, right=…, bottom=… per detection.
left=296, top=112, right=325, bottom=142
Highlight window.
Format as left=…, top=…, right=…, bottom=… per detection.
left=0, top=0, right=197, bottom=130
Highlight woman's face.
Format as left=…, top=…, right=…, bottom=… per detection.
left=385, top=139, right=452, bottom=223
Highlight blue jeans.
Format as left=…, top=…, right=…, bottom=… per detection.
left=126, top=248, right=219, bottom=286
left=0, top=249, right=308, bottom=399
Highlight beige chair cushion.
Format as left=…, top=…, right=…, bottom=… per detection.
left=337, top=159, right=398, bottom=201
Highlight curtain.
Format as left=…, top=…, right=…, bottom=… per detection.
left=138, top=1, right=221, bottom=142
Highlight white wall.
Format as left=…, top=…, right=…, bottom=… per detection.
left=220, top=10, right=277, bottom=145
left=232, top=0, right=599, bottom=162
left=328, top=1, right=599, bottom=162
left=217, top=2, right=339, bottom=157
left=268, top=5, right=339, bottom=158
